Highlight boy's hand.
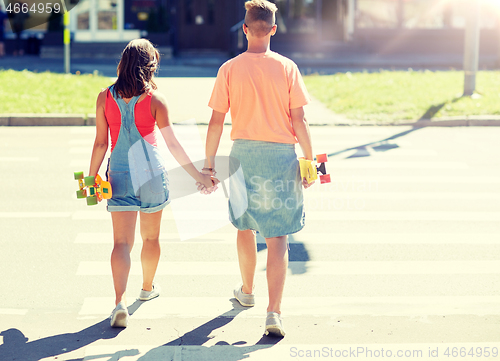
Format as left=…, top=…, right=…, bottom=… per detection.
left=196, top=173, right=220, bottom=195
left=302, top=177, right=315, bottom=189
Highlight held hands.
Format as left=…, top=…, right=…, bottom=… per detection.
left=196, top=170, right=220, bottom=195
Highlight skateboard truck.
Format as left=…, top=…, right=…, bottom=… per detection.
left=299, top=153, right=331, bottom=184
left=74, top=172, right=112, bottom=206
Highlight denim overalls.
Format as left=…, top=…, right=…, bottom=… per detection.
left=106, top=85, right=169, bottom=213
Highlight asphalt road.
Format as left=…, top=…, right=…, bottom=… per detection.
left=0, top=125, right=499, bottom=361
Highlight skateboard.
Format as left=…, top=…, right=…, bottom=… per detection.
left=74, top=172, right=112, bottom=206
left=299, top=153, right=331, bottom=184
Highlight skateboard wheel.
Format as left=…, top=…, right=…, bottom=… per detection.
left=316, top=154, right=328, bottom=163
left=76, top=190, right=87, bottom=199
left=86, top=196, right=98, bottom=206
left=74, top=171, right=84, bottom=180
left=84, top=176, right=95, bottom=187
left=320, top=174, right=331, bottom=184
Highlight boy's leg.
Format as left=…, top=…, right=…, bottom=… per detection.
left=237, top=229, right=257, bottom=294
left=111, top=211, right=138, bottom=306
left=265, top=235, right=288, bottom=313
left=139, top=210, right=162, bottom=292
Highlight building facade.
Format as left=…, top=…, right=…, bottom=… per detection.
left=65, top=0, right=499, bottom=56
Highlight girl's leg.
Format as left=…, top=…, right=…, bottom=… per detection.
left=265, top=235, right=288, bottom=314
left=139, top=210, right=162, bottom=292
left=111, top=211, right=137, bottom=306
left=237, top=229, right=257, bottom=294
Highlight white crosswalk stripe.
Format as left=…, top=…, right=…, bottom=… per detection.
left=76, top=260, right=500, bottom=276
left=65, top=127, right=500, bottom=360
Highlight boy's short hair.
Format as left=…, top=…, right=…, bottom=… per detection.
left=244, top=0, right=278, bottom=38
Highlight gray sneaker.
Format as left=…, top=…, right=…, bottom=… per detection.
left=139, top=284, right=160, bottom=301
left=265, top=312, right=285, bottom=337
left=233, top=284, right=255, bottom=307
left=110, top=302, right=129, bottom=328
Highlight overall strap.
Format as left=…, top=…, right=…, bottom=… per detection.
left=109, top=85, right=142, bottom=129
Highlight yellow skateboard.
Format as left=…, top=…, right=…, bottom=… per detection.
left=299, top=153, right=331, bottom=184
left=74, top=172, right=112, bottom=206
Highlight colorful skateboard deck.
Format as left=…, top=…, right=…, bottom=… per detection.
left=299, top=154, right=331, bottom=184
left=74, top=172, right=112, bottom=206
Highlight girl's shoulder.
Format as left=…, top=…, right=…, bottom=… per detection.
left=96, top=87, right=110, bottom=107
left=151, top=91, right=168, bottom=107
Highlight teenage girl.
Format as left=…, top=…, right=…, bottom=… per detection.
left=88, top=39, right=214, bottom=328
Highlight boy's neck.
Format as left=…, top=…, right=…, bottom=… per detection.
left=246, top=39, right=271, bottom=54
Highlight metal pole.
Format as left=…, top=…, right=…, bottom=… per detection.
left=463, top=0, right=481, bottom=96
left=62, top=0, right=70, bottom=74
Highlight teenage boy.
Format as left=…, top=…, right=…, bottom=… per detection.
left=203, top=0, right=314, bottom=337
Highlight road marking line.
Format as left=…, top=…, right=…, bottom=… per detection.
left=0, top=212, right=71, bottom=218
left=76, top=260, right=500, bottom=276
left=75, top=232, right=500, bottom=245
left=304, top=192, right=500, bottom=200
left=324, top=175, right=500, bottom=184
left=0, top=157, right=39, bottom=162
left=331, top=161, right=468, bottom=169
left=290, top=233, right=500, bottom=244
left=78, top=296, right=500, bottom=317
left=157, top=211, right=500, bottom=222
left=70, top=147, right=91, bottom=154
left=0, top=308, right=28, bottom=315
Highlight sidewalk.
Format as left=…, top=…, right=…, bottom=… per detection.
left=1, top=56, right=500, bottom=127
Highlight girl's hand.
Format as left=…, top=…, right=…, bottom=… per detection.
left=196, top=173, right=219, bottom=194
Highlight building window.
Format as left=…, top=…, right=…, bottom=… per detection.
left=356, top=0, right=400, bottom=28
left=97, top=0, right=118, bottom=30
left=76, top=0, right=90, bottom=30
left=272, top=0, right=318, bottom=34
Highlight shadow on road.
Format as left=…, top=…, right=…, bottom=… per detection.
left=132, top=300, right=281, bottom=361
left=329, top=126, right=422, bottom=160
left=0, top=300, right=146, bottom=361
left=257, top=234, right=310, bottom=275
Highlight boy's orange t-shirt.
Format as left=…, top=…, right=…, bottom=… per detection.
left=208, top=50, right=311, bottom=144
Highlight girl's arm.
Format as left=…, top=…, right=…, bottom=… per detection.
left=89, top=89, right=109, bottom=177
left=291, top=106, right=314, bottom=188
left=153, top=92, right=213, bottom=189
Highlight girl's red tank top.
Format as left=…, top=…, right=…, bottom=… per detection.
left=105, top=89, right=158, bottom=152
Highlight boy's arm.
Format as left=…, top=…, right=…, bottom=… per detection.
left=291, top=106, right=315, bottom=188
left=291, top=107, right=313, bottom=160
left=204, top=110, right=226, bottom=170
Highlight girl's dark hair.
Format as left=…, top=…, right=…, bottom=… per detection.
left=114, top=39, right=160, bottom=99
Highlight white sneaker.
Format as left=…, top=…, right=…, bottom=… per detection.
left=139, top=284, right=160, bottom=301
left=265, top=312, right=285, bottom=337
left=233, top=284, right=255, bottom=307
left=110, top=302, right=129, bottom=328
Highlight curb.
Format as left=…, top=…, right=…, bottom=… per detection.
left=0, top=114, right=94, bottom=126
left=329, top=118, right=500, bottom=127
left=0, top=115, right=500, bottom=127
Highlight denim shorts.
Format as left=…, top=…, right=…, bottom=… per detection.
left=106, top=160, right=170, bottom=213
left=228, top=139, right=305, bottom=238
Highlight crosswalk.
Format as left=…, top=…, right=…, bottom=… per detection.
left=1, top=125, right=499, bottom=360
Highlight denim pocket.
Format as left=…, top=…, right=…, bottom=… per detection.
left=146, top=170, right=168, bottom=195
left=108, top=171, right=129, bottom=198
